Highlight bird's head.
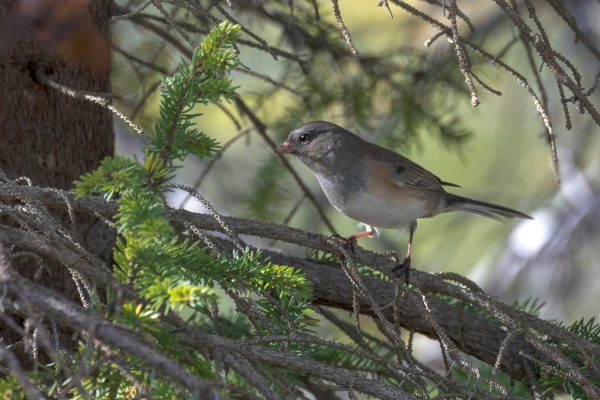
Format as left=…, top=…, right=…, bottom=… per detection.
left=274, top=121, right=360, bottom=173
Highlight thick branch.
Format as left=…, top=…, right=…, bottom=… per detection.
left=3, top=187, right=598, bottom=371
left=0, top=186, right=565, bottom=381
left=245, top=345, right=415, bottom=400
left=0, top=257, right=419, bottom=400
left=215, top=237, right=540, bottom=381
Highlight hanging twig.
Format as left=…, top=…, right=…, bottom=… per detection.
left=331, top=0, right=359, bottom=55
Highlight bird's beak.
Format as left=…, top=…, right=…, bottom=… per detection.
left=273, top=141, right=294, bottom=154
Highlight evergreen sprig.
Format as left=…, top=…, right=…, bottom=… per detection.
left=536, top=317, right=600, bottom=398
left=66, top=22, right=313, bottom=398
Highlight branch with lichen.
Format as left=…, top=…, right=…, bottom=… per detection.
left=2, top=183, right=600, bottom=397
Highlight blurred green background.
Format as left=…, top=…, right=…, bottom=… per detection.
left=111, top=0, right=600, bottom=368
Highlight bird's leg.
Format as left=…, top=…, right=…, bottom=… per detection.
left=392, top=222, right=416, bottom=285
left=331, top=230, right=373, bottom=253
left=343, top=230, right=373, bottom=252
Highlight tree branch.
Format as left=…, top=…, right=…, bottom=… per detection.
left=0, top=185, right=578, bottom=381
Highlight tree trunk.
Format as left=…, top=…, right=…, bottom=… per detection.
left=0, top=0, right=115, bottom=368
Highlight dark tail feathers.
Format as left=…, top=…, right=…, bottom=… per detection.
left=449, top=195, right=533, bottom=222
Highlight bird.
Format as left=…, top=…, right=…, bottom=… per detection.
left=273, top=121, right=532, bottom=282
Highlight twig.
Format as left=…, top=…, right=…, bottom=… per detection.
left=491, top=0, right=600, bottom=126
left=492, top=330, right=519, bottom=380
left=268, top=195, right=305, bottom=247
left=112, top=44, right=170, bottom=75
left=331, top=0, right=358, bottom=55
left=378, top=0, right=394, bottom=18
left=220, top=349, right=283, bottom=400
left=165, top=183, right=245, bottom=251
left=216, top=103, right=242, bottom=130
left=494, top=35, right=519, bottom=60
left=36, top=70, right=144, bottom=135
left=233, top=67, right=311, bottom=111
left=447, top=0, right=479, bottom=106
left=521, top=0, right=573, bottom=129
left=214, top=3, right=278, bottom=60
left=584, top=68, right=600, bottom=97
left=111, top=0, right=154, bottom=21
left=308, top=0, right=320, bottom=21
left=130, top=10, right=308, bottom=71
left=459, top=38, right=561, bottom=183
left=545, top=0, right=600, bottom=63
left=522, top=358, right=542, bottom=400
left=130, top=15, right=193, bottom=58
left=470, top=71, right=502, bottom=96
left=130, top=76, right=164, bottom=121
left=152, top=0, right=198, bottom=47
left=522, top=332, right=600, bottom=398
left=385, top=0, right=565, bottom=181
left=424, top=30, right=446, bottom=47
left=36, top=72, right=122, bottom=100
left=413, top=288, right=508, bottom=394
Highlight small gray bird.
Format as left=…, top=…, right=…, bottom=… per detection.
left=274, top=121, right=532, bottom=280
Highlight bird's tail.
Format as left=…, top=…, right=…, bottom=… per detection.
left=447, top=195, right=532, bottom=222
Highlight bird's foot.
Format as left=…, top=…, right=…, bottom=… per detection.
left=392, top=256, right=411, bottom=285
left=330, top=234, right=358, bottom=253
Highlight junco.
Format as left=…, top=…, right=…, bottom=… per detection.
left=274, top=121, right=532, bottom=281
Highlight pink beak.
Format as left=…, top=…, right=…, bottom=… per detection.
left=273, top=141, right=294, bottom=154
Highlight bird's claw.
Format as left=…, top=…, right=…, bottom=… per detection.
left=392, top=256, right=411, bottom=285
left=329, top=234, right=357, bottom=253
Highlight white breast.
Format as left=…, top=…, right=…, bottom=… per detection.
left=336, top=189, right=429, bottom=230
left=315, top=167, right=441, bottom=231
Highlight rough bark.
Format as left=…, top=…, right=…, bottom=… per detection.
left=0, top=0, right=115, bottom=367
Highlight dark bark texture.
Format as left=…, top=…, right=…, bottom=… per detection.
left=0, top=0, right=115, bottom=367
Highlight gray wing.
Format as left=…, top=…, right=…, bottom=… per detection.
left=391, top=162, right=446, bottom=190
left=372, top=147, right=460, bottom=190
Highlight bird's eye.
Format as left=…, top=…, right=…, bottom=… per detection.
left=299, top=134, right=310, bottom=143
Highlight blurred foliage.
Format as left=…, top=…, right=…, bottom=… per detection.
left=0, top=376, right=28, bottom=400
